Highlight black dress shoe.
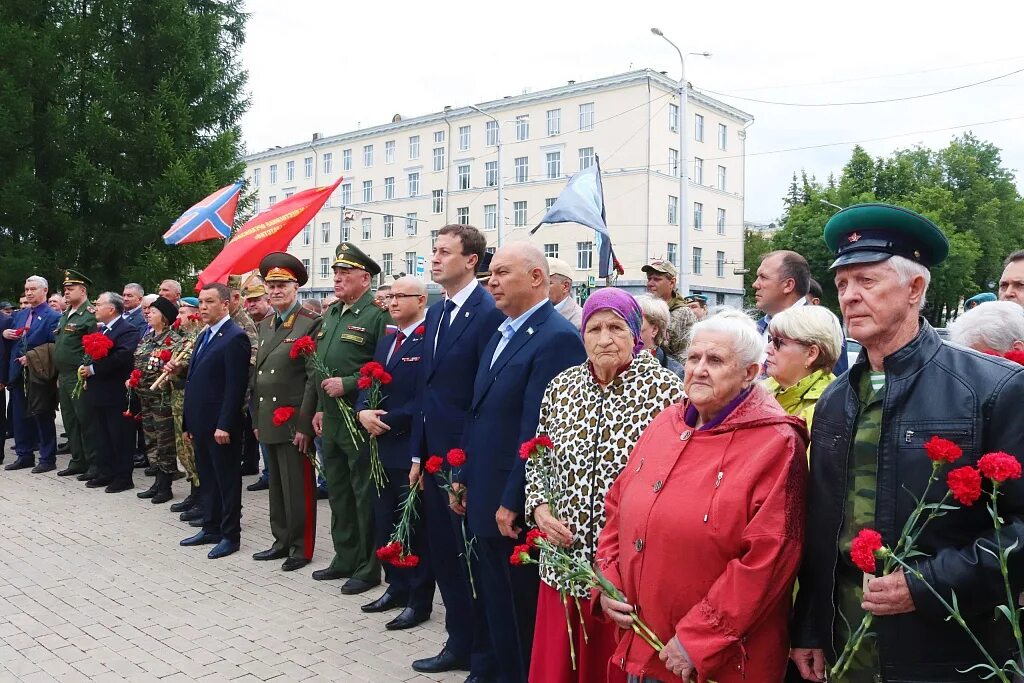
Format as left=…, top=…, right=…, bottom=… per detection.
left=180, top=506, right=204, bottom=521
left=105, top=480, right=134, bottom=493
left=86, top=476, right=113, bottom=488
left=252, top=548, right=288, bottom=561
left=56, top=442, right=70, bottom=454
left=170, top=494, right=197, bottom=512
left=340, top=577, right=380, bottom=595
left=4, top=458, right=34, bottom=471
left=360, top=592, right=406, bottom=613
left=412, top=648, right=469, bottom=673
left=463, top=676, right=493, bottom=683
left=180, top=531, right=221, bottom=546
left=77, top=472, right=96, bottom=482
left=386, top=607, right=430, bottom=631
left=57, top=467, right=85, bottom=477
left=31, top=463, right=56, bottom=474
left=188, top=518, right=205, bottom=527
left=246, top=478, right=269, bottom=492
left=208, top=539, right=239, bottom=559
left=311, top=567, right=347, bottom=581
left=281, top=556, right=310, bottom=572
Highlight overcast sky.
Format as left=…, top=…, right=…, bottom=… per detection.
left=239, top=0, right=1024, bottom=224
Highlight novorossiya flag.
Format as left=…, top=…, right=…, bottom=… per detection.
left=163, top=182, right=243, bottom=245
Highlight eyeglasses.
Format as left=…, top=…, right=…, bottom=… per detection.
left=767, top=334, right=809, bottom=351
left=383, top=293, right=423, bottom=301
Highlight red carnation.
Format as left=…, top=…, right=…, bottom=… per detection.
left=188, top=313, right=200, bottom=321
left=447, top=448, right=466, bottom=468
left=519, top=438, right=537, bottom=460
left=158, top=349, right=172, bottom=363
left=360, top=361, right=384, bottom=378
left=526, top=528, right=546, bottom=549
left=1004, top=350, right=1024, bottom=366
left=850, top=528, right=884, bottom=574
left=414, top=325, right=426, bottom=336
left=535, top=434, right=554, bottom=450
left=947, top=466, right=983, bottom=506
left=376, top=541, right=403, bottom=562
left=163, top=337, right=172, bottom=346
left=122, top=410, right=133, bottom=419
left=924, top=435, right=962, bottom=464
left=82, top=332, right=114, bottom=360
left=378, top=371, right=392, bottom=385
left=128, top=369, right=142, bottom=388
left=272, top=406, right=296, bottom=427
left=289, top=335, right=317, bottom=360
left=393, top=553, right=420, bottom=568
left=357, top=376, right=372, bottom=390
left=978, top=452, right=1023, bottom=483
left=134, top=414, right=143, bottom=422
left=425, top=455, right=444, bottom=475
left=171, top=319, right=181, bottom=330
left=509, top=543, right=532, bottom=566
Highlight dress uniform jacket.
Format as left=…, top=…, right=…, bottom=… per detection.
left=53, top=302, right=98, bottom=473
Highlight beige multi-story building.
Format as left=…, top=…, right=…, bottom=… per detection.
left=242, top=69, right=752, bottom=306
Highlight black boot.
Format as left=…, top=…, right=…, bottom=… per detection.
left=170, top=484, right=197, bottom=512
left=137, top=477, right=160, bottom=499
left=151, top=472, right=173, bottom=505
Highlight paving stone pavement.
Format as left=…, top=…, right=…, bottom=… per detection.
left=0, top=428, right=463, bottom=683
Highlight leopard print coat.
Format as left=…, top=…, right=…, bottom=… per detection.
left=525, top=350, right=684, bottom=596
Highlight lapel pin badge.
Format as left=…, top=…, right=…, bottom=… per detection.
left=527, top=327, right=534, bottom=335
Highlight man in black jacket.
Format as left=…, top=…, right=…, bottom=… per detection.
left=791, top=203, right=1024, bottom=682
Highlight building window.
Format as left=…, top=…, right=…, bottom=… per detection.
left=513, top=200, right=527, bottom=226
left=285, top=160, right=295, bottom=181
left=545, top=197, right=556, bottom=209
left=718, top=165, right=727, bottom=191
left=320, top=222, right=331, bottom=244
left=252, top=167, right=261, bottom=187
left=382, top=253, right=393, bottom=276
left=669, top=103, right=679, bottom=132
left=579, top=102, right=595, bottom=131
left=383, top=215, right=394, bottom=238
left=341, top=220, right=351, bottom=242
left=340, top=183, right=351, bottom=205
left=384, top=176, right=395, bottom=200
left=301, top=224, right=312, bottom=246
left=667, top=243, right=678, bottom=267
left=319, top=257, right=329, bottom=279
left=362, top=217, right=372, bottom=240
left=693, top=157, right=704, bottom=184
left=303, top=157, right=313, bottom=178
left=514, top=157, right=529, bottom=183
left=694, top=114, right=704, bottom=142
left=457, top=164, right=471, bottom=190
left=268, top=195, right=277, bottom=206
left=433, top=130, right=445, bottom=144
left=484, top=204, right=497, bottom=230
left=485, top=120, right=499, bottom=146
left=577, top=241, right=593, bottom=269
left=407, top=172, right=420, bottom=197
left=385, top=140, right=395, bottom=164
left=362, top=180, right=372, bottom=203
left=269, top=164, right=278, bottom=184
left=693, top=247, right=703, bottom=275
left=406, top=212, right=417, bottom=235
left=433, top=147, right=445, bottom=172
left=362, top=144, right=373, bottom=167
left=515, top=115, right=529, bottom=141
left=545, top=151, right=561, bottom=179
left=431, top=230, right=439, bottom=247
left=578, top=147, right=594, bottom=170
left=323, top=153, right=333, bottom=174
left=669, top=148, right=679, bottom=177
left=716, top=251, right=726, bottom=277
left=342, top=149, right=352, bottom=171
left=544, top=243, right=558, bottom=258
left=403, top=251, right=415, bottom=275
left=668, top=195, right=678, bottom=225
left=456, top=206, right=469, bottom=224
left=546, top=108, right=561, bottom=136
left=431, top=189, right=444, bottom=214
left=409, top=135, right=420, bottom=159
left=485, top=161, right=498, bottom=187
left=301, top=258, right=310, bottom=274
left=458, top=125, right=471, bottom=150
left=718, top=123, right=728, bottom=150
left=694, top=202, right=704, bottom=230
left=323, top=194, right=332, bottom=209
left=253, top=197, right=260, bottom=213
left=284, top=191, right=293, bottom=199
left=717, top=208, right=726, bottom=235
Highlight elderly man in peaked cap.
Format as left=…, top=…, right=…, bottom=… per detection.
left=546, top=257, right=582, bottom=330
left=791, top=203, right=1024, bottom=682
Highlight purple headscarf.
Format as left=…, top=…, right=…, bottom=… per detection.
left=580, top=287, right=645, bottom=356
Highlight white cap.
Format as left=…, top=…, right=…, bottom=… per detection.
left=547, top=257, right=574, bottom=281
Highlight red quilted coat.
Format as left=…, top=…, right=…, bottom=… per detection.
left=594, top=385, right=808, bottom=682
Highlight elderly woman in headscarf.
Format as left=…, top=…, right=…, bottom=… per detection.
left=595, top=310, right=808, bottom=683
left=525, top=287, right=684, bottom=683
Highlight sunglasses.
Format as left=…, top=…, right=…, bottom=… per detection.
left=767, top=334, right=809, bottom=351
left=383, top=293, right=423, bottom=301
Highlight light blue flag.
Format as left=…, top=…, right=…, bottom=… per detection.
left=531, top=156, right=618, bottom=278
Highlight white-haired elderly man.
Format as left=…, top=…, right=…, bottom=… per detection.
left=546, top=257, right=582, bottom=330
left=1, top=276, right=62, bottom=472
left=121, top=283, right=148, bottom=332
left=948, top=300, right=1024, bottom=360
left=791, top=204, right=1024, bottom=683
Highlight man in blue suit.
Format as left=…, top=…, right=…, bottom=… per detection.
left=357, top=276, right=435, bottom=631
left=81, top=292, right=141, bottom=492
left=452, top=242, right=586, bottom=683
left=178, top=283, right=251, bottom=560
left=409, top=225, right=506, bottom=680
left=0, top=305, right=12, bottom=459
left=120, top=283, right=148, bottom=333
left=2, top=276, right=61, bottom=472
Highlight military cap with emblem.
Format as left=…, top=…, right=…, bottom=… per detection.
left=259, top=251, right=309, bottom=286
left=241, top=273, right=267, bottom=299
left=641, top=258, right=678, bottom=278
left=475, top=251, right=494, bottom=281
left=824, top=202, right=949, bottom=270
left=62, top=269, right=92, bottom=288
left=682, top=294, right=708, bottom=305
left=332, top=241, right=381, bottom=276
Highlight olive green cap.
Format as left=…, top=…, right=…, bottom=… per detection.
left=62, top=269, right=92, bottom=288
left=333, top=242, right=381, bottom=276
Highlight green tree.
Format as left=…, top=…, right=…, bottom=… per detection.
left=742, top=227, right=773, bottom=308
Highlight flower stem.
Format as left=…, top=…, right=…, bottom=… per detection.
left=987, top=486, right=1024, bottom=663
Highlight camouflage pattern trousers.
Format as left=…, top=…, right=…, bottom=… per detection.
left=171, top=388, right=198, bottom=485
left=138, top=388, right=177, bottom=474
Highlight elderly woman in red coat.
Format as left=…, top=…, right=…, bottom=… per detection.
left=595, top=310, right=809, bottom=683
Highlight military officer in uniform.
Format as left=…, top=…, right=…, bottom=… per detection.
left=251, top=253, right=322, bottom=571
left=227, top=274, right=260, bottom=477
left=311, top=242, right=389, bottom=594
left=53, top=270, right=99, bottom=479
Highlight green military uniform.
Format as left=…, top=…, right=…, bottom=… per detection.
left=252, top=253, right=323, bottom=563
left=316, top=243, right=388, bottom=583
left=53, top=270, right=98, bottom=475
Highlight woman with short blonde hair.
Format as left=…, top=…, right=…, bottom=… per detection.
left=635, top=295, right=684, bottom=378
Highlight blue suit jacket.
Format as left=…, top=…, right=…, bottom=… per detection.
left=356, top=325, right=427, bottom=470
left=0, top=312, right=11, bottom=386
left=459, top=301, right=586, bottom=538
left=182, top=318, right=251, bottom=437
left=121, top=306, right=147, bottom=333
left=5, top=304, right=60, bottom=385
left=409, top=284, right=506, bottom=463
left=86, top=319, right=141, bottom=407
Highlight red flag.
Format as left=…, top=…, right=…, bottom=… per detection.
left=195, top=177, right=343, bottom=290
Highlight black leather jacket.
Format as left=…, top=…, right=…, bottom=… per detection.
left=793, top=321, right=1024, bottom=682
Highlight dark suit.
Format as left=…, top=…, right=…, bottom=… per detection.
left=0, top=312, right=11, bottom=455
left=6, top=303, right=60, bottom=466
left=121, top=306, right=147, bottom=333
left=357, top=324, right=434, bottom=613
left=409, top=282, right=506, bottom=671
left=87, top=318, right=141, bottom=484
left=460, top=300, right=586, bottom=683
left=183, top=318, right=250, bottom=543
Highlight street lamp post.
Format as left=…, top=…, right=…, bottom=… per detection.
left=651, top=28, right=709, bottom=295
left=468, top=105, right=504, bottom=248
